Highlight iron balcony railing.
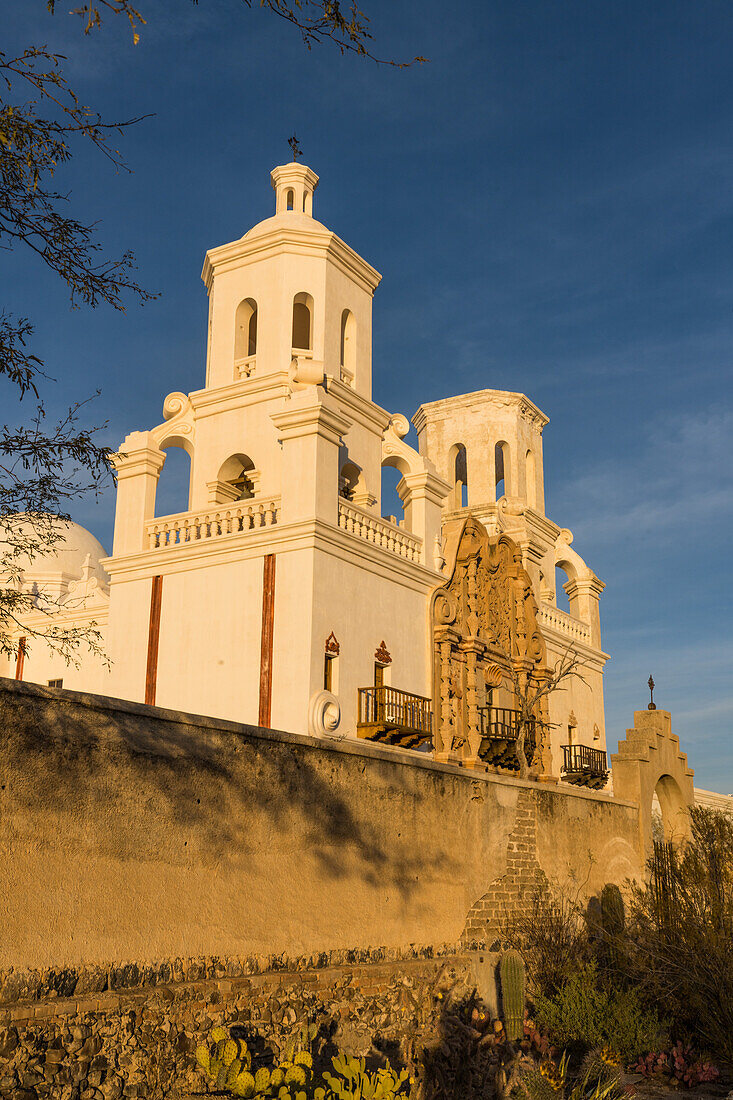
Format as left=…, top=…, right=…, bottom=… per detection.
left=561, top=744, right=608, bottom=784
left=478, top=706, right=536, bottom=746
left=477, top=706, right=537, bottom=769
left=357, top=686, right=433, bottom=747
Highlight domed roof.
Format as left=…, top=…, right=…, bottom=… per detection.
left=242, top=211, right=331, bottom=241
left=3, top=518, right=110, bottom=586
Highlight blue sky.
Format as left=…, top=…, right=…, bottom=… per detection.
left=4, top=0, right=733, bottom=788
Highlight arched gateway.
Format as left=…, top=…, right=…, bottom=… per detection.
left=611, top=708, right=695, bottom=858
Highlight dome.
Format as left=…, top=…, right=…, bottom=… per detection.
left=2, top=517, right=110, bottom=587
left=242, top=211, right=331, bottom=241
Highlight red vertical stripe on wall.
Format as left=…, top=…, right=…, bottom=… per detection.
left=14, top=637, right=26, bottom=681
left=145, top=575, right=163, bottom=706
left=258, top=554, right=276, bottom=728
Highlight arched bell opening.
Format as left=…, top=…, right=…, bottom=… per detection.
left=209, top=453, right=259, bottom=505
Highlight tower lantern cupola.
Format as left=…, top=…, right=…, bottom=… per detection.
left=271, top=163, right=319, bottom=216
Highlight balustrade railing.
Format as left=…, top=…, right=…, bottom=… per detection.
left=146, top=498, right=280, bottom=549
left=338, top=500, right=422, bottom=564
left=234, top=354, right=257, bottom=380
left=538, top=602, right=591, bottom=644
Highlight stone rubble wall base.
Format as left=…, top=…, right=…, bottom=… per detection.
left=0, top=955, right=472, bottom=1100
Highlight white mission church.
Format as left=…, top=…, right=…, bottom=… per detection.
left=2, top=161, right=613, bottom=787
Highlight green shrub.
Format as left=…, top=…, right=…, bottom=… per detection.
left=621, top=807, right=733, bottom=1063
left=534, top=961, right=663, bottom=1064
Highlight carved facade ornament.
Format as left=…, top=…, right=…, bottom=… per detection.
left=374, top=640, right=392, bottom=665
left=325, top=631, right=340, bottom=656
left=151, top=391, right=196, bottom=453
left=429, top=516, right=551, bottom=774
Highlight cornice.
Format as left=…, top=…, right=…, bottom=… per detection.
left=188, top=373, right=291, bottom=417
left=271, top=397, right=352, bottom=444
left=102, top=517, right=442, bottom=590
left=541, top=625, right=609, bottom=668
left=325, top=377, right=392, bottom=435
left=412, top=388, right=549, bottom=433
left=20, top=607, right=110, bottom=629
left=201, top=229, right=381, bottom=297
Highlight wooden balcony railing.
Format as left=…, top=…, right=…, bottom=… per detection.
left=477, top=706, right=537, bottom=771
left=561, top=744, right=609, bottom=789
left=357, top=686, right=432, bottom=749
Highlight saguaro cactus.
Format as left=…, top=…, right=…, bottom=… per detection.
left=600, top=883, right=625, bottom=971
left=500, top=948, right=526, bottom=1041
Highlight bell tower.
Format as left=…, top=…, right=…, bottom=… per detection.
left=201, top=162, right=381, bottom=397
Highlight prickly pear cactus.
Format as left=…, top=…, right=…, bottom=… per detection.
left=324, top=1052, right=409, bottom=1099
left=500, top=948, right=526, bottom=1041
left=195, top=1019, right=407, bottom=1099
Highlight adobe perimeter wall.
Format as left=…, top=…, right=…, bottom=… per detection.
left=0, top=678, right=642, bottom=995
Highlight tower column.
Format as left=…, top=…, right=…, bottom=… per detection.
left=397, top=469, right=451, bottom=567
left=111, top=433, right=166, bottom=555
left=564, top=576, right=605, bottom=647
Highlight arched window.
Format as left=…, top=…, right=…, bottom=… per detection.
left=154, top=445, right=192, bottom=518
left=339, top=460, right=361, bottom=502
left=381, top=461, right=409, bottom=530
left=340, top=310, right=356, bottom=384
left=525, top=449, right=536, bottom=508
left=286, top=189, right=294, bottom=211
left=495, top=441, right=510, bottom=500
left=448, top=443, right=468, bottom=508
left=555, top=564, right=571, bottom=613
left=292, top=292, right=313, bottom=353
left=234, top=298, right=257, bottom=378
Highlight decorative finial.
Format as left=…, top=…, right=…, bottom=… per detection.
left=647, top=674, right=656, bottom=710
left=288, top=134, right=302, bottom=162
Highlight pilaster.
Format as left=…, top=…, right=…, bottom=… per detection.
left=271, top=390, right=351, bottom=526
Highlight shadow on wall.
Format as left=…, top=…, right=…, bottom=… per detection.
left=0, top=681, right=447, bottom=902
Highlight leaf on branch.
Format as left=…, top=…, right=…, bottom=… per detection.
left=47, top=0, right=426, bottom=66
